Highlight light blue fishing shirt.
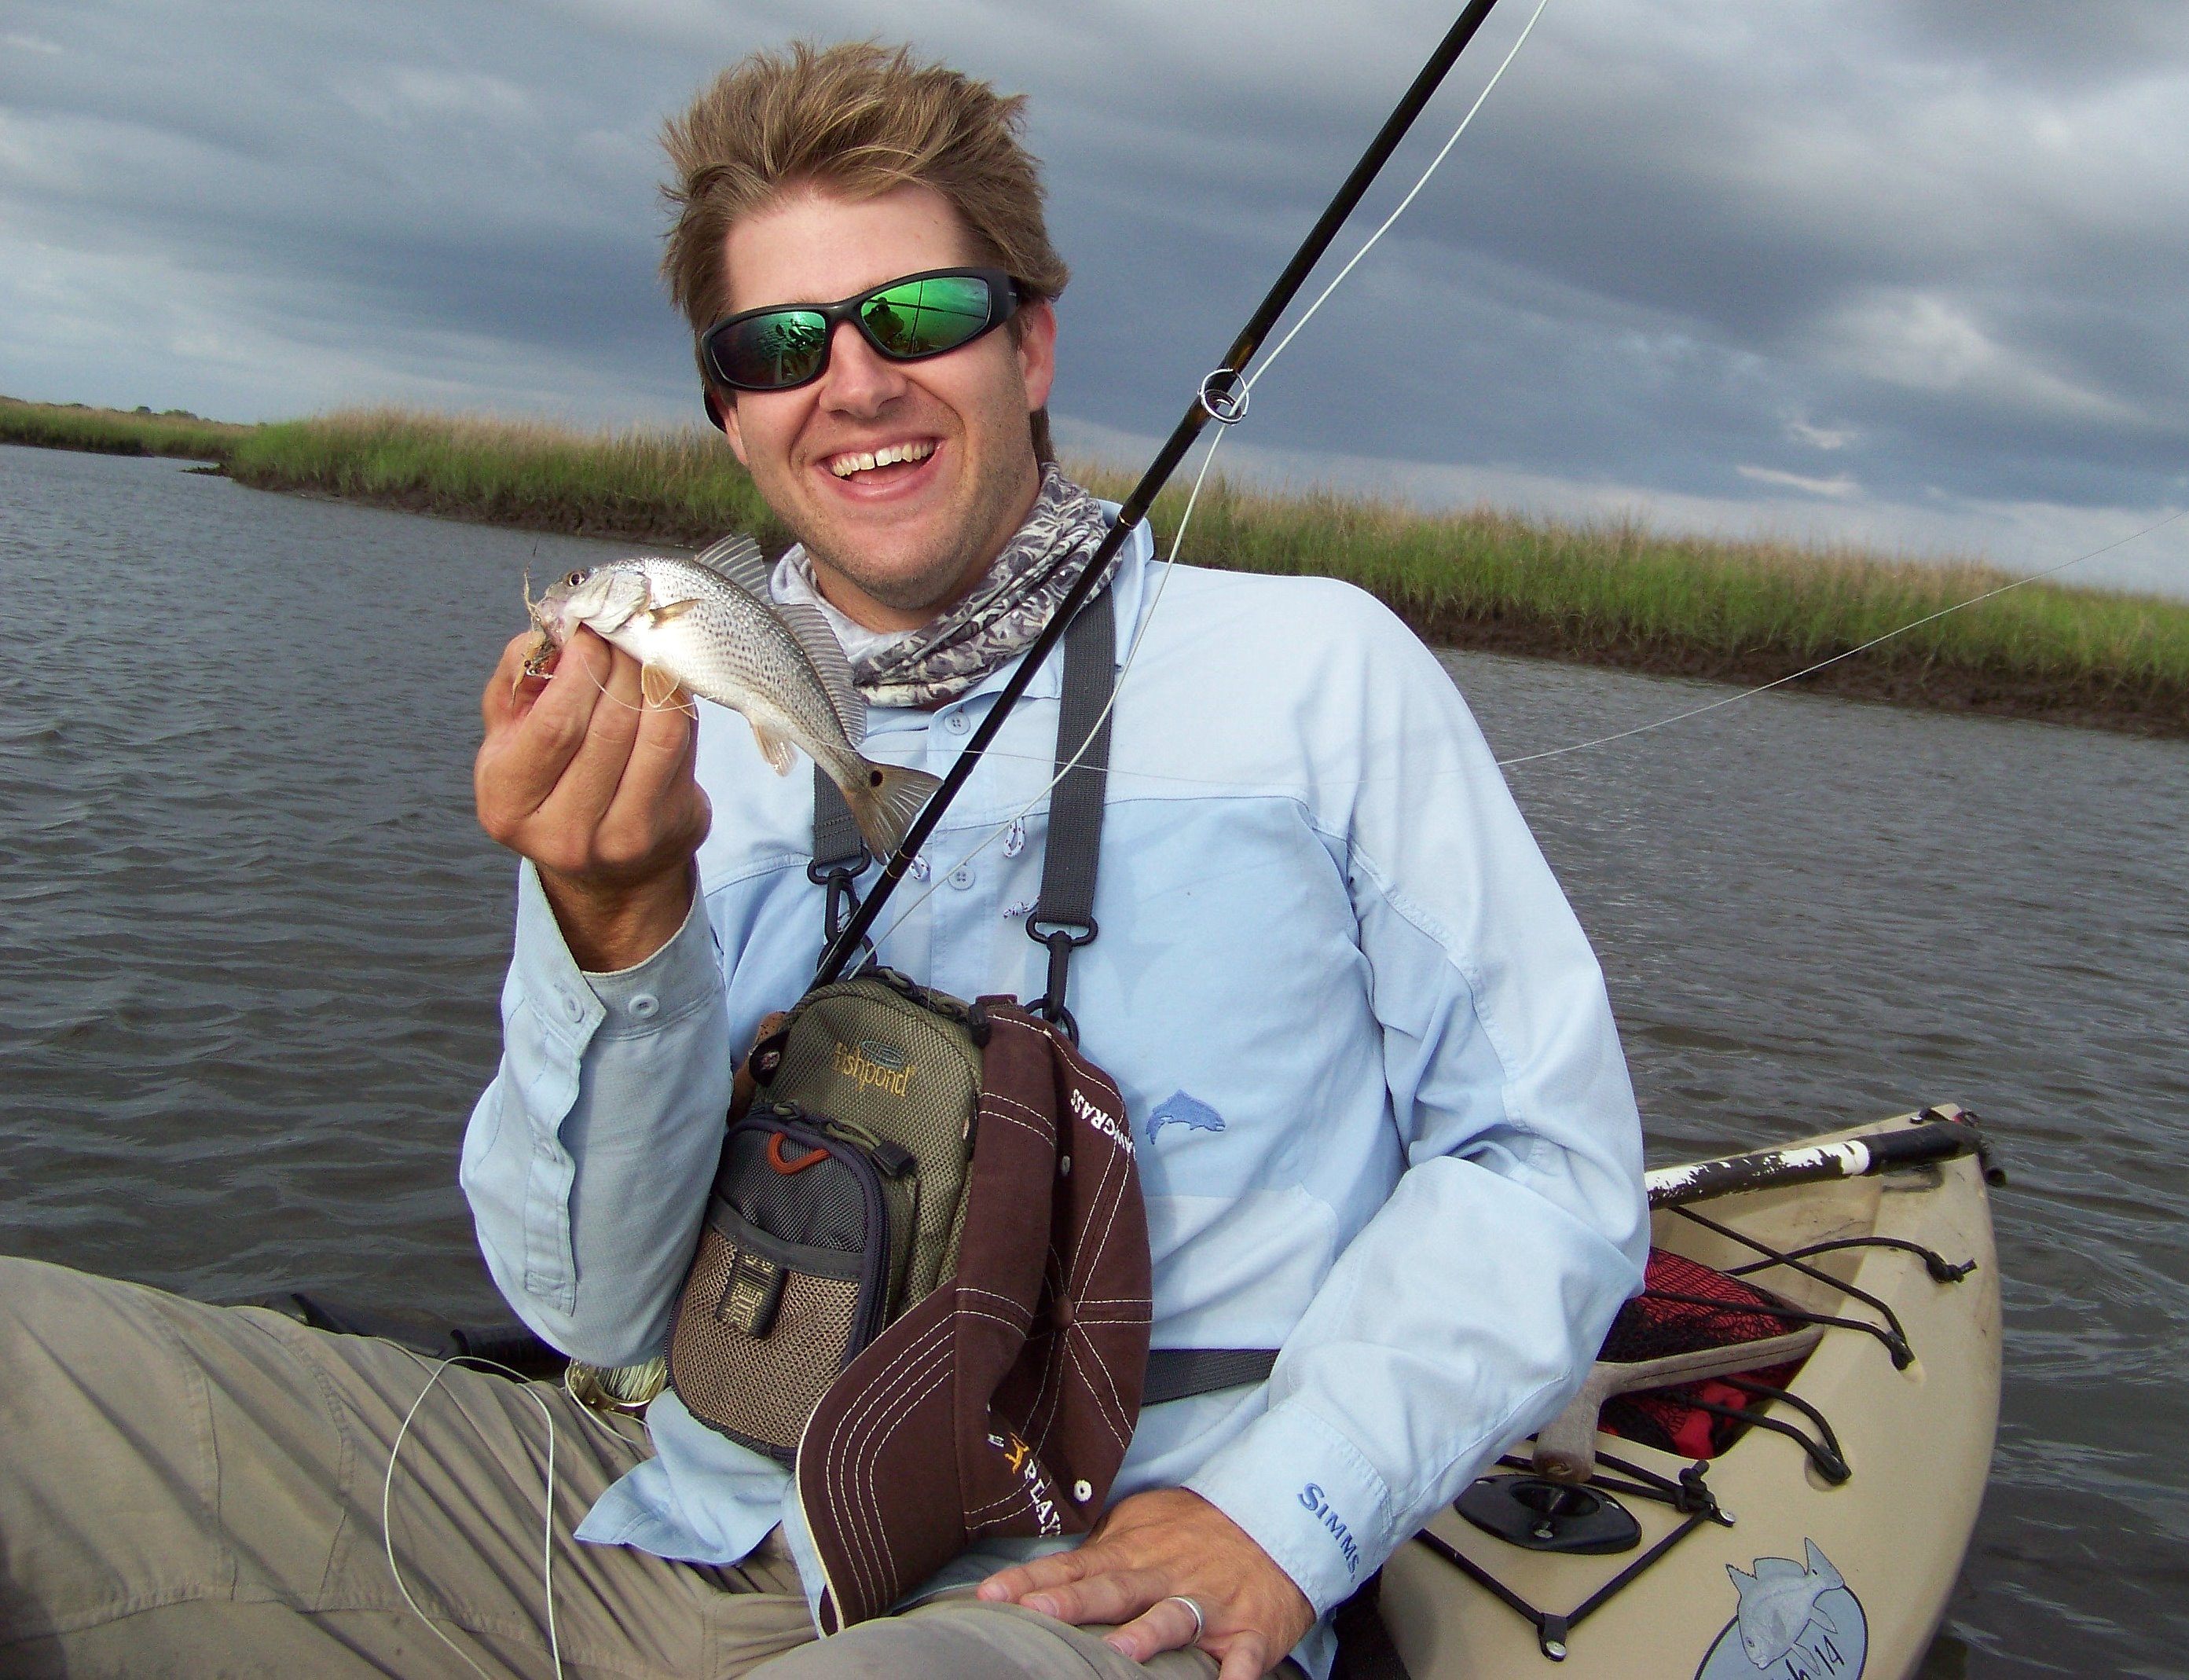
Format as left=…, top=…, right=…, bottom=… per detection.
left=460, top=519, right=1649, bottom=1676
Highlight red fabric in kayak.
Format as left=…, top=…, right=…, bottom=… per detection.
left=1597, top=1249, right=1807, bottom=1458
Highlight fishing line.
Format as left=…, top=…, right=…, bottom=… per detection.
left=863, top=6, right=1552, bottom=954
left=867, top=422, right=1234, bottom=952
left=1244, top=0, right=1552, bottom=398
left=814, top=0, right=1525, bottom=981
left=1492, top=505, right=2189, bottom=768
left=384, top=1354, right=565, bottom=1680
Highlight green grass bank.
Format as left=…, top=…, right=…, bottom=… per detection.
left=7, top=398, right=2184, bottom=738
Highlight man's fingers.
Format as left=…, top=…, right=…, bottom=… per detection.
left=1215, top=1635, right=1273, bottom=1680
left=1020, top=1565, right=1165, bottom=1630
left=977, top=1549, right=1089, bottom=1605
left=530, top=636, right=648, bottom=829
left=1102, top=1594, right=1208, bottom=1663
left=478, top=630, right=615, bottom=820
left=482, top=631, right=541, bottom=728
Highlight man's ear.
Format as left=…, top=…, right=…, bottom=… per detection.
left=718, top=391, right=751, bottom=467
left=1014, top=299, right=1058, bottom=415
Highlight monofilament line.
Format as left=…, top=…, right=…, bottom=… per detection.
left=1245, top=0, right=1553, bottom=397
left=1494, top=505, right=2189, bottom=768
left=869, top=423, right=1233, bottom=952
left=384, top=1354, right=565, bottom=1680
left=864, top=6, right=1555, bottom=950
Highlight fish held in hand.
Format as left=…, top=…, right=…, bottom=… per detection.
left=527, top=534, right=941, bottom=859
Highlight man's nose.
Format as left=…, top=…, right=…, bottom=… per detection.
left=819, top=320, right=909, bottom=416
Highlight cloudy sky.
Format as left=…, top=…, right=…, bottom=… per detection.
left=4, top=0, right=2186, bottom=595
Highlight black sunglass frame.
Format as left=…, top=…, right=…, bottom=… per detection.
left=699, top=266, right=1022, bottom=397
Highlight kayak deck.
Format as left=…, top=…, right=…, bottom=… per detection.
left=1380, top=1106, right=2000, bottom=1680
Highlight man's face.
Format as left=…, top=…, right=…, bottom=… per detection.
left=717, top=182, right=1056, bottom=632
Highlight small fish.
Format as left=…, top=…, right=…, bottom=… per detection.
left=527, top=534, right=941, bottom=858
left=1727, top=1539, right=1846, bottom=1670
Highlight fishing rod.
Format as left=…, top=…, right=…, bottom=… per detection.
left=815, top=0, right=1509, bottom=985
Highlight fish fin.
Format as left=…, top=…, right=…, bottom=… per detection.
left=1754, top=1557, right=1804, bottom=1581
left=750, top=718, right=798, bottom=776
left=647, top=597, right=698, bottom=626
left=691, top=533, right=771, bottom=596
left=1804, top=1539, right=1844, bottom=1591
left=762, top=596, right=864, bottom=743
left=843, top=760, right=943, bottom=857
left=641, top=663, right=686, bottom=710
left=1726, top=1564, right=1756, bottom=1591
left=1810, top=1600, right=1842, bottom=1635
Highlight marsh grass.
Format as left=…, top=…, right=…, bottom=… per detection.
left=0, top=395, right=250, bottom=461
left=7, top=398, right=2184, bottom=727
left=227, top=407, right=791, bottom=548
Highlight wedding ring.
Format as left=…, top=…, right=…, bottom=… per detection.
left=1164, top=1594, right=1208, bottom=1644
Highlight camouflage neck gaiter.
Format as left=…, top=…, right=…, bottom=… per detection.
left=775, top=463, right=1119, bottom=710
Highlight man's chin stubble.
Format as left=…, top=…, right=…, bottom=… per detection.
left=801, top=534, right=987, bottom=618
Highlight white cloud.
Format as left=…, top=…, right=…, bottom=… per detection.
left=1736, top=464, right=1861, bottom=498
left=1786, top=417, right=1855, bottom=449
left=1817, top=289, right=2140, bottom=421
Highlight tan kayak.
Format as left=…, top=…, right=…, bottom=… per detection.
left=1378, top=1104, right=2000, bottom=1680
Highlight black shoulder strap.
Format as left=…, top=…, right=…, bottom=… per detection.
left=811, top=592, right=1116, bottom=1022
left=1025, top=592, right=1115, bottom=1041
left=809, top=771, right=871, bottom=954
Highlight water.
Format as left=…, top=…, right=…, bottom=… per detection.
left=3, top=443, right=2184, bottom=1675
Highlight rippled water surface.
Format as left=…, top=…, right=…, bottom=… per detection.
left=3, top=445, right=2184, bottom=1676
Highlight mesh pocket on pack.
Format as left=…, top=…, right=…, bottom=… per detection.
left=667, top=1115, right=892, bottom=1461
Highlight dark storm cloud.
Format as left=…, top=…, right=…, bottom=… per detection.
left=2, top=0, right=2184, bottom=588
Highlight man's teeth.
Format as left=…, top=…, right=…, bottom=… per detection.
left=829, top=441, right=935, bottom=478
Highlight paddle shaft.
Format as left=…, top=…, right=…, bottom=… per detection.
left=1645, top=1118, right=1984, bottom=1209
left=814, top=0, right=1509, bottom=985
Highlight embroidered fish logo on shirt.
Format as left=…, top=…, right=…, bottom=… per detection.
left=1147, top=1091, right=1226, bottom=1141
left=1728, top=1539, right=1846, bottom=1670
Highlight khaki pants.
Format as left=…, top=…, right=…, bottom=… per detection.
left=0, top=1259, right=1220, bottom=1680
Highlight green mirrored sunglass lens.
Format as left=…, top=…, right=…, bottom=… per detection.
left=724, top=311, right=827, bottom=383
left=861, top=276, right=991, bottom=356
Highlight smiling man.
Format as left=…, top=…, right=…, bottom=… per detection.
left=462, top=39, right=1647, bottom=1680
left=0, top=37, right=1645, bottom=1680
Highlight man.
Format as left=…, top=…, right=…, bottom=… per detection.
left=0, top=40, right=1644, bottom=1680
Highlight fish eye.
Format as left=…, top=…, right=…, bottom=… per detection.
left=564, top=571, right=585, bottom=588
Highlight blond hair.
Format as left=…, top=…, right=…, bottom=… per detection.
left=661, top=41, right=1068, bottom=460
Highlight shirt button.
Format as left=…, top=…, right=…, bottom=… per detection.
left=949, top=867, right=974, bottom=890
left=559, top=992, right=583, bottom=1022
left=944, top=711, right=970, bottom=734
left=629, top=992, right=659, bottom=1020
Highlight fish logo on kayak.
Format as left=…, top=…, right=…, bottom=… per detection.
left=1694, top=1539, right=1867, bottom=1679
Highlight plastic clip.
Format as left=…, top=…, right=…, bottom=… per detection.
left=1027, top=918, right=1097, bottom=1044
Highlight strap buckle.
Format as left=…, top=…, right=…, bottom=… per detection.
left=1027, top=917, right=1098, bottom=1044
left=808, top=849, right=873, bottom=962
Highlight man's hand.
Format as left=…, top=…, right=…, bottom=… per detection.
left=475, top=627, right=710, bottom=972
left=977, top=1488, right=1314, bottom=1680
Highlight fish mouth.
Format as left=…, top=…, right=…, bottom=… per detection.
left=822, top=437, right=940, bottom=484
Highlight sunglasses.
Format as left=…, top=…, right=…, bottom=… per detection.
left=700, top=266, right=1022, bottom=395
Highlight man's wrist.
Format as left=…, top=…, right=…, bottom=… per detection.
left=537, top=863, right=696, bottom=974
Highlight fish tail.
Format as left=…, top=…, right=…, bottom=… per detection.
left=844, top=759, right=944, bottom=858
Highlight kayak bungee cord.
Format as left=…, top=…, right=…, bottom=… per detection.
left=814, top=0, right=1520, bottom=985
